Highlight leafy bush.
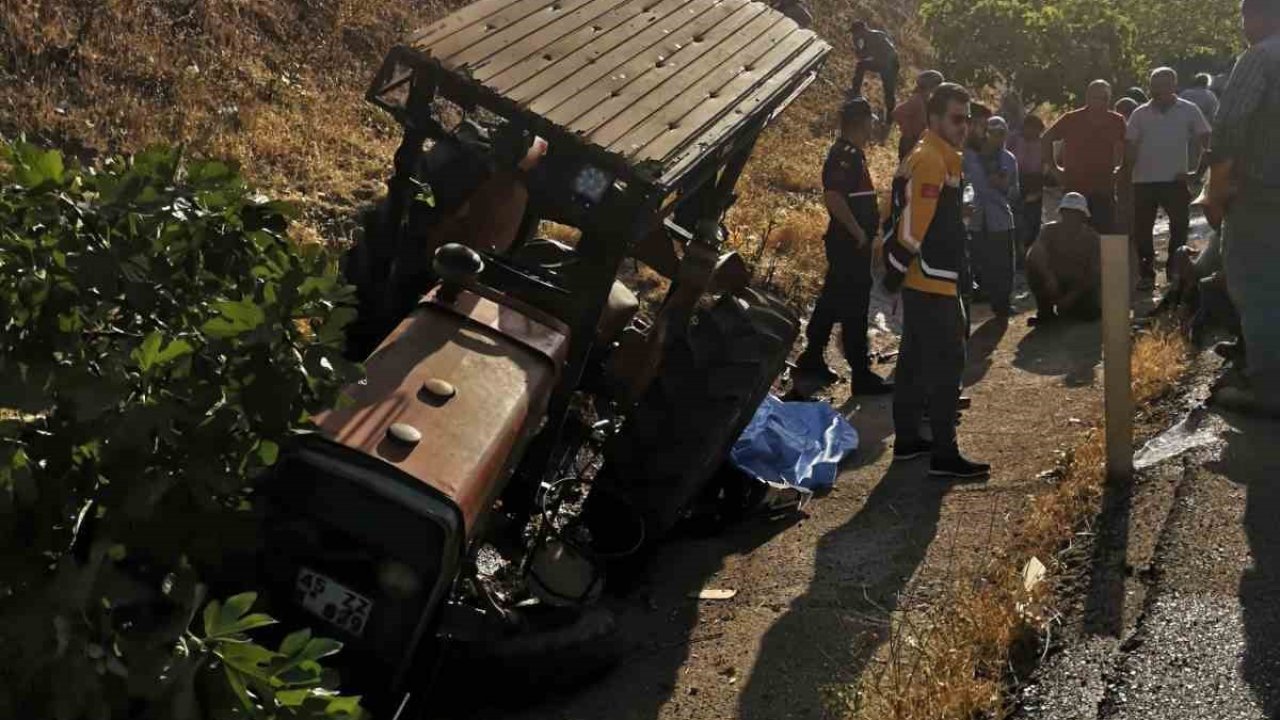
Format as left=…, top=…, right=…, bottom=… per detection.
left=920, top=0, right=1245, bottom=107
left=921, top=0, right=1142, bottom=106
left=0, top=141, right=364, bottom=718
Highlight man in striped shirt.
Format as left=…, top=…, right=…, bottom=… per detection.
left=1207, top=0, right=1280, bottom=416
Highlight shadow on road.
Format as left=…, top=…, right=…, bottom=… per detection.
left=738, top=462, right=949, bottom=719
left=1013, top=319, right=1101, bottom=388
left=1081, top=470, right=1133, bottom=638
left=1219, top=413, right=1280, bottom=717
left=965, top=315, right=1010, bottom=387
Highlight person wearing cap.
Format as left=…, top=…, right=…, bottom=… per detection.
left=883, top=82, right=991, bottom=480
left=795, top=97, right=894, bottom=395
left=962, top=115, right=1020, bottom=317
left=850, top=21, right=900, bottom=136
left=1041, top=79, right=1127, bottom=234
left=892, top=70, right=945, bottom=160
left=1025, top=193, right=1102, bottom=326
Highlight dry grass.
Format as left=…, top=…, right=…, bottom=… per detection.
left=842, top=327, right=1189, bottom=720
left=0, top=0, right=466, bottom=235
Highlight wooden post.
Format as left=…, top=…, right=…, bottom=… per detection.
left=1101, top=234, right=1133, bottom=482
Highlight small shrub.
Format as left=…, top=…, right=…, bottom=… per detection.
left=0, top=141, right=364, bottom=718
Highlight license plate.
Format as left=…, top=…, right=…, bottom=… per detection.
left=295, top=568, right=373, bottom=637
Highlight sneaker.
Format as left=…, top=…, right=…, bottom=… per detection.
left=852, top=373, right=894, bottom=396
left=893, top=439, right=932, bottom=461
left=1136, top=276, right=1155, bottom=292
left=929, top=454, right=991, bottom=480
left=957, top=395, right=972, bottom=411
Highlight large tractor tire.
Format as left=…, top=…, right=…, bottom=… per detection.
left=586, top=288, right=799, bottom=556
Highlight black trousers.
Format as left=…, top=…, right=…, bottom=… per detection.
left=893, top=289, right=967, bottom=459
left=971, top=229, right=1015, bottom=316
left=851, top=58, right=898, bottom=117
left=1019, top=197, right=1043, bottom=254
left=801, top=236, right=873, bottom=374
left=1133, top=181, right=1192, bottom=279
left=1082, top=191, right=1117, bottom=235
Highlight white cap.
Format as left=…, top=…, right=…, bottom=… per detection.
left=1059, top=192, right=1091, bottom=218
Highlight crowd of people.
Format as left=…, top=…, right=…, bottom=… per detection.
left=799, top=0, right=1280, bottom=479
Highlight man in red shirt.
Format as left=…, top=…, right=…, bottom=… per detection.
left=1040, top=80, right=1127, bottom=233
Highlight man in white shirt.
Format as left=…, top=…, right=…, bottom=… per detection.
left=1126, top=67, right=1212, bottom=289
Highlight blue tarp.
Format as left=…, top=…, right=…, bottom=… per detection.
left=729, top=394, right=859, bottom=494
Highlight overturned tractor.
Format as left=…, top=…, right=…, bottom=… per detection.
left=256, top=0, right=830, bottom=715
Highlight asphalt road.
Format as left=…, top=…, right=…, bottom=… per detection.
left=1020, top=364, right=1280, bottom=720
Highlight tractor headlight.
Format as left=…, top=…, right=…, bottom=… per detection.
left=573, top=165, right=612, bottom=204
left=377, top=559, right=422, bottom=600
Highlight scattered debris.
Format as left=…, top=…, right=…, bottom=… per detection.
left=1133, top=406, right=1225, bottom=470
left=690, top=588, right=738, bottom=601
left=1023, top=556, right=1047, bottom=592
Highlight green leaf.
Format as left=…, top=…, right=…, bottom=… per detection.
left=202, top=299, right=266, bottom=339
left=203, top=599, right=223, bottom=637
left=14, top=145, right=65, bottom=188
left=224, top=665, right=256, bottom=712
left=218, top=641, right=278, bottom=680
left=131, top=333, right=164, bottom=372
left=257, top=439, right=280, bottom=466
left=279, top=628, right=312, bottom=657
left=324, top=695, right=365, bottom=717
left=210, top=613, right=277, bottom=639
left=221, top=592, right=258, bottom=624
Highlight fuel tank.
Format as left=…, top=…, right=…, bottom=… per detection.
left=314, top=286, right=570, bottom=537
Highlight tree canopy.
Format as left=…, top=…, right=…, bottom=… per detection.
left=920, top=0, right=1245, bottom=106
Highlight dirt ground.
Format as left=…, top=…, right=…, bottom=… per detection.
left=448, top=206, right=1201, bottom=720
left=488, top=298, right=1107, bottom=718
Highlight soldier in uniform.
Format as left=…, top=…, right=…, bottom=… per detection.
left=795, top=97, right=895, bottom=395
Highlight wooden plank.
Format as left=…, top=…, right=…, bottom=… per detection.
left=501, top=0, right=708, bottom=103
left=479, top=0, right=686, bottom=88
left=623, top=30, right=814, bottom=159
left=574, top=7, right=781, bottom=145
left=550, top=2, right=768, bottom=133
left=462, top=0, right=639, bottom=80
left=408, top=0, right=520, bottom=50
left=656, top=41, right=824, bottom=181
left=443, top=0, right=615, bottom=70
left=517, top=0, right=736, bottom=110
left=420, top=0, right=560, bottom=65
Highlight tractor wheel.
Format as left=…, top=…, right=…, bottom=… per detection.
left=586, top=289, right=799, bottom=556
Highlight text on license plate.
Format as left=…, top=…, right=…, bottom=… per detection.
left=295, top=568, right=373, bottom=637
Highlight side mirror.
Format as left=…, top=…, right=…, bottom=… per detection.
left=433, top=243, right=484, bottom=303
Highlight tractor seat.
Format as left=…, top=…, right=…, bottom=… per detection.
left=512, top=239, right=639, bottom=344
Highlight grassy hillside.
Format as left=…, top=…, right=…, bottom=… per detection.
left=1, top=0, right=929, bottom=297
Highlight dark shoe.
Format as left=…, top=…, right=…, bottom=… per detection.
left=893, top=438, right=932, bottom=461
left=797, top=361, right=840, bottom=385
left=1209, top=385, right=1280, bottom=419
left=852, top=372, right=894, bottom=396
left=1028, top=311, right=1059, bottom=328
left=929, top=454, right=991, bottom=480
left=1136, top=276, right=1155, bottom=292
left=957, top=395, right=972, bottom=411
